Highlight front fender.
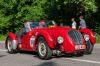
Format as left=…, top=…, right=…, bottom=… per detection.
left=37, top=30, right=55, bottom=49
left=79, top=28, right=96, bottom=44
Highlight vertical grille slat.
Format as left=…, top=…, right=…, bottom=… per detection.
left=68, top=30, right=82, bottom=45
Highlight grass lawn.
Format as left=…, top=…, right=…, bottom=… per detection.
left=97, top=36, right=100, bottom=43
left=0, top=35, right=6, bottom=41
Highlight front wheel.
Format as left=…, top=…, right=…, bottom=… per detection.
left=37, top=37, right=52, bottom=60
left=85, top=40, right=93, bottom=54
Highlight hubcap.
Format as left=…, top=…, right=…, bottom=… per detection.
left=38, top=42, right=47, bottom=56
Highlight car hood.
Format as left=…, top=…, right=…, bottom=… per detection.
left=40, top=26, right=72, bottom=32
left=35, top=26, right=73, bottom=38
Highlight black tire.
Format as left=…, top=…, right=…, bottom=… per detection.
left=7, top=37, right=17, bottom=54
left=85, top=40, right=93, bottom=54
left=37, top=37, right=52, bottom=60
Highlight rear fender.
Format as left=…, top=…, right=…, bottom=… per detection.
left=5, top=33, right=18, bottom=49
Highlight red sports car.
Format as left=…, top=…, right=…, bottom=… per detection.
left=79, top=28, right=96, bottom=54
left=5, top=20, right=86, bottom=59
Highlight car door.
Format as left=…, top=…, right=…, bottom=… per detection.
left=21, top=30, right=37, bottom=51
left=21, top=31, right=30, bottom=50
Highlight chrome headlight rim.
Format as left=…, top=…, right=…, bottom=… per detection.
left=84, top=34, right=89, bottom=41
left=57, top=36, right=64, bottom=44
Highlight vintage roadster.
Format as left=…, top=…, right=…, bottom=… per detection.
left=5, top=20, right=86, bottom=59
left=79, top=28, right=96, bottom=54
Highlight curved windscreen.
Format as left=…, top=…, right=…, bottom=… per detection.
left=30, top=21, right=56, bottom=28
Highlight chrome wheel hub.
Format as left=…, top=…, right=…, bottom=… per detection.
left=38, top=42, right=46, bottom=56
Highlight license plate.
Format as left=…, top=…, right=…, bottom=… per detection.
left=75, top=45, right=85, bottom=50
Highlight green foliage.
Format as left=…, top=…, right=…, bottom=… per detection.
left=97, top=36, right=100, bottom=43
left=64, top=0, right=97, bottom=12
left=0, top=35, right=6, bottom=41
left=44, top=0, right=97, bottom=24
left=0, top=0, right=99, bottom=35
left=0, top=0, right=47, bottom=33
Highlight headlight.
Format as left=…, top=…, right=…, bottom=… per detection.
left=84, top=34, right=89, bottom=41
left=57, top=36, right=64, bottom=44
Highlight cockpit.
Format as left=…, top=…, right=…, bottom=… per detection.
left=24, top=20, right=56, bottom=30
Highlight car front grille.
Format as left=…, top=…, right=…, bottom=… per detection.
left=68, top=30, right=82, bottom=45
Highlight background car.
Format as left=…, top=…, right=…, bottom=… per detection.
left=79, top=28, right=96, bottom=54
left=5, top=20, right=86, bottom=60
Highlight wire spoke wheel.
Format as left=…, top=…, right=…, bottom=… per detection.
left=37, top=37, right=52, bottom=60
left=38, top=42, right=47, bottom=57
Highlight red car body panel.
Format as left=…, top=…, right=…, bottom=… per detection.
left=20, top=26, right=85, bottom=53
left=79, top=28, right=96, bottom=44
left=8, top=33, right=17, bottom=40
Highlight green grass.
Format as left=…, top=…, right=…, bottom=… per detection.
left=97, top=36, right=100, bottom=43
left=0, top=35, right=6, bottom=41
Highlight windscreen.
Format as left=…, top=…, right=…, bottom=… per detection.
left=30, top=20, right=56, bottom=28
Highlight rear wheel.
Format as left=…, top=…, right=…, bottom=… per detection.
left=7, top=37, right=17, bottom=54
left=85, top=40, right=93, bottom=54
left=37, top=37, right=52, bottom=60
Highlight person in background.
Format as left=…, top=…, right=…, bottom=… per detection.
left=52, top=20, right=57, bottom=26
left=79, top=16, right=86, bottom=29
left=24, top=21, right=32, bottom=32
left=71, top=18, right=77, bottom=29
left=16, top=21, right=32, bottom=44
left=39, top=20, right=46, bottom=28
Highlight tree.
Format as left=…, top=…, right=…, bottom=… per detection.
left=0, top=0, right=99, bottom=34
left=0, top=0, right=48, bottom=34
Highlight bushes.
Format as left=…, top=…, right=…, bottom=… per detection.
left=0, top=0, right=99, bottom=34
